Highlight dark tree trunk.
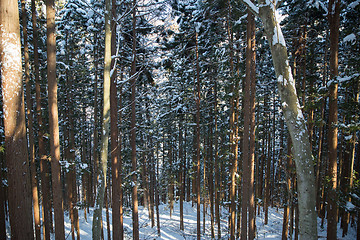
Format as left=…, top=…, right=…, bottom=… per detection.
left=21, top=0, right=41, bottom=238
left=130, top=1, right=139, bottom=238
left=110, top=2, right=123, bottom=237
left=195, top=29, right=201, bottom=240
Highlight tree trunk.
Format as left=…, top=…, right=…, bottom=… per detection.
left=130, top=1, right=139, bottom=238
left=0, top=1, right=34, bottom=238
left=33, top=0, right=51, bottom=237
left=21, top=0, right=41, bottom=238
left=45, top=0, right=65, bottom=237
left=92, top=0, right=111, bottom=237
left=282, top=136, right=292, bottom=240
left=155, top=143, right=161, bottom=236
left=240, top=1, right=318, bottom=238
left=248, top=7, right=256, bottom=238
left=327, top=0, right=340, bottom=239
left=195, top=29, right=201, bottom=240
left=110, top=1, right=123, bottom=237
left=179, top=117, right=184, bottom=230
left=214, top=80, right=221, bottom=239
left=92, top=35, right=99, bottom=207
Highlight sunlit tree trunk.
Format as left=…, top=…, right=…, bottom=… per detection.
left=92, top=0, right=111, bottom=237
left=45, top=0, right=65, bottom=237
left=0, top=0, right=34, bottom=238
left=327, top=0, right=340, bottom=239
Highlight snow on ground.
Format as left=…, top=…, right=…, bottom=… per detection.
left=55, top=201, right=357, bottom=239
left=5, top=200, right=357, bottom=239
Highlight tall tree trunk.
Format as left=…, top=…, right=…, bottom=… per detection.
left=327, top=0, right=340, bottom=239
left=92, top=35, right=99, bottom=206
left=282, top=136, right=292, bottom=240
left=227, top=2, right=239, bottom=239
left=45, top=0, right=65, bottom=237
left=110, top=0, right=123, bottom=237
left=240, top=1, right=318, bottom=238
left=92, top=0, right=111, bottom=237
left=65, top=34, right=80, bottom=240
left=195, top=29, right=201, bottom=240
left=242, top=6, right=256, bottom=239
left=130, top=0, right=139, bottom=238
left=0, top=0, right=34, bottom=238
left=179, top=117, right=184, bottom=230
left=33, top=0, right=51, bottom=237
left=214, top=80, right=221, bottom=239
left=21, top=0, right=41, bottom=238
left=209, top=109, right=215, bottom=239
left=248, top=8, right=256, bottom=238
left=155, top=142, right=161, bottom=236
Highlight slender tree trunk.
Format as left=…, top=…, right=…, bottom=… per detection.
left=45, top=0, right=65, bottom=237
left=130, top=1, right=139, bottom=238
left=327, top=0, right=340, bottom=239
left=105, top=184, right=111, bottom=240
left=248, top=8, right=256, bottom=238
left=21, top=0, right=41, bottom=238
left=33, top=0, right=51, bottom=237
left=0, top=0, right=34, bottom=238
left=240, top=1, right=318, bottom=238
left=110, top=1, right=123, bottom=237
left=92, top=0, right=111, bottom=237
left=92, top=35, right=99, bottom=206
left=179, top=117, right=184, bottom=230
left=155, top=142, right=161, bottom=236
left=209, top=109, right=215, bottom=239
left=65, top=34, right=80, bottom=240
left=264, top=114, right=271, bottom=225
left=227, top=2, right=239, bottom=239
left=214, top=80, right=221, bottom=239
left=282, top=137, right=292, bottom=240
left=195, top=29, right=201, bottom=240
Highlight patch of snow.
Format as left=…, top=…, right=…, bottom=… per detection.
left=343, top=33, right=356, bottom=44
left=349, top=0, right=360, bottom=9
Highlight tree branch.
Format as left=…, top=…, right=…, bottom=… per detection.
left=239, top=0, right=259, bottom=16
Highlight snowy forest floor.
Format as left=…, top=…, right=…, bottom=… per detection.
left=6, top=201, right=358, bottom=239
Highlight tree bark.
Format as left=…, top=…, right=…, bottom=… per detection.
left=45, top=0, right=65, bottom=238
left=110, top=0, right=123, bottom=238
left=327, top=0, right=340, bottom=239
left=0, top=0, right=34, bottom=238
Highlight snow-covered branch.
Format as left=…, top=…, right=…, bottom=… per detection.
left=239, top=0, right=259, bottom=16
